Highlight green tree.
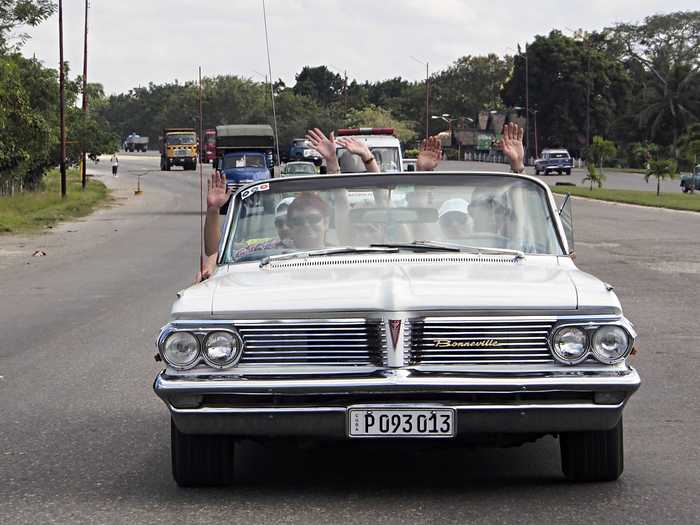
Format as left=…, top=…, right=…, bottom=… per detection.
left=432, top=54, right=511, bottom=117
left=588, top=135, right=617, bottom=170
left=678, top=123, right=700, bottom=166
left=293, top=66, right=344, bottom=106
left=645, top=158, right=678, bottom=196
left=502, top=31, right=632, bottom=157
left=344, top=105, right=416, bottom=143
left=628, top=141, right=659, bottom=169
left=607, top=11, right=700, bottom=157
left=0, top=0, right=55, bottom=51
left=582, top=163, right=606, bottom=190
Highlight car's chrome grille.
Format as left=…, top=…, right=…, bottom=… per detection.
left=408, top=317, right=556, bottom=365
left=237, top=319, right=383, bottom=366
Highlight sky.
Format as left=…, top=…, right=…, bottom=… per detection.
left=17, top=0, right=699, bottom=95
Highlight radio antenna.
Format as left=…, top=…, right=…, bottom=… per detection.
left=262, top=0, right=281, bottom=168
left=198, top=66, right=204, bottom=274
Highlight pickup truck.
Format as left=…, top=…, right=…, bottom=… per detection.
left=214, top=124, right=274, bottom=197
left=680, top=165, right=700, bottom=192
left=534, top=149, right=573, bottom=175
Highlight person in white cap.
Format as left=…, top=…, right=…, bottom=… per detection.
left=273, top=196, right=295, bottom=247
left=438, top=198, right=472, bottom=240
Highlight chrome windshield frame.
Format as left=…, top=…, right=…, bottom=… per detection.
left=217, top=172, right=570, bottom=265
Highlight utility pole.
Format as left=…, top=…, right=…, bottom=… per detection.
left=426, top=62, right=430, bottom=139
left=586, top=46, right=591, bottom=151
left=80, top=0, right=89, bottom=189
left=410, top=56, right=430, bottom=139
left=344, top=69, right=348, bottom=115
left=262, top=0, right=281, bottom=167
left=524, top=43, right=530, bottom=163
left=58, top=0, right=66, bottom=198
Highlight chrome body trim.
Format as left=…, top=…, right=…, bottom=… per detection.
left=156, top=367, right=640, bottom=436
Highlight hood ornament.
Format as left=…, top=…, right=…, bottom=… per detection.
left=388, top=320, right=402, bottom=349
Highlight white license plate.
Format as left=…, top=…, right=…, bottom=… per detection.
left=348, top=408, right=455, bottom=438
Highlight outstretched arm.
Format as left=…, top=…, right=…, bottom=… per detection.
left=496, top=122, right=525, bottom=172
left=305, top=128, right=340, bottom=174
left=335, top=137, right=380, bottom=173
left=204, top=170, right=231, bottom=257
left=416, top=136, right=442, bottom=171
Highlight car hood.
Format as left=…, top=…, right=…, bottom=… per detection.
left=170, top=255, right=620, bottom=318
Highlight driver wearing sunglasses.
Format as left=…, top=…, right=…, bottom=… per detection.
left=285, top=193, right=332, bottom=250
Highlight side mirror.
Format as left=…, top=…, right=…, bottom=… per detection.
left=558, top=193, right=574, bottom=254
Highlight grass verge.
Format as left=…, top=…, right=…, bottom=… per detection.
left=551, top=186, right=700, bottom=212
left=0, top=169, right=111, bottom=233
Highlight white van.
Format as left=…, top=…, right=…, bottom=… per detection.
left=334, top=128, right=404, bottom=173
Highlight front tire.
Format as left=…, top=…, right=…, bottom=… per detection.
left=565, top=168, right=571, bottom=175
left=171, top=419, right=235, bottom=487
left=560, top=419, right=624, bottom=482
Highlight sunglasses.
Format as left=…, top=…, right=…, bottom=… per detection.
left=288, top=214, right=324, bottom=227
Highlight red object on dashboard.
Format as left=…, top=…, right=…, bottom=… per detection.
left=336, top=128, right=395, bottom=136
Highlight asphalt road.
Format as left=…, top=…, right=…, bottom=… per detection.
left=1, top=156, right=699, bottom=524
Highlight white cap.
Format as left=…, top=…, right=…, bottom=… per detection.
left=438, top=198, right=469, bottom=219
left=275, top=197, right=295, bottom=217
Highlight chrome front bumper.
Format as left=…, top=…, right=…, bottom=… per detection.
left=154, top=368, right=641, bottom=437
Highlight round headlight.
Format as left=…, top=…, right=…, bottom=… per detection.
left=552, top=326, right=588, bottom=364
left=163, top=331, right=200, bottom=369
left=203, top=331, right=242, bottom=368
left=591, top=325, right=630, bottom=363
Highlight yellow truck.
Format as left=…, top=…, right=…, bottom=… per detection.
left=160, top=128, right=198, bottom=171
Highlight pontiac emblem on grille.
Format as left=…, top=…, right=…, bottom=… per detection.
left=388, top=320, right=402, bottom=349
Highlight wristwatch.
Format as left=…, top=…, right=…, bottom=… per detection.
left=511, top=165, right=525, bottom=174
left=362, top=155, right=375, bottom=164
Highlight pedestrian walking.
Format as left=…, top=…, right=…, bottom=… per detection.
left=111, top=153, right=119, bottom=177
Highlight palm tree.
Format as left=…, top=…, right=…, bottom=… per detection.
left=645, top=159, right=678, bottom=196
left=637, top=63, right=700, bottom=157
left=582, top=163, right=606, bottom=190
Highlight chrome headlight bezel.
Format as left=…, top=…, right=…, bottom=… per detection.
left=202, top=329, right=244, bottom=369
left=549, top=325, right=589, bottom=365
left=548, top=319, right=636, bottom=366
left=161, top=330, right=200, bottom=370
left=590, top=325, right=633, bottom=364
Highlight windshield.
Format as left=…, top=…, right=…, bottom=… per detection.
left=546, top=152, right=569, bottom=159
left=222, top=154, right=265, bottom=170
left=222, top=174, right=564, bottom=263
left=166, top=134, right=196, bottom=145
left=283, top=164, right=316, bottom=175
left=336, top=147, right=400, bottom=173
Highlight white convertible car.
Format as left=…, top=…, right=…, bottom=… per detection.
left=154, top=171, right=640, bottom=486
